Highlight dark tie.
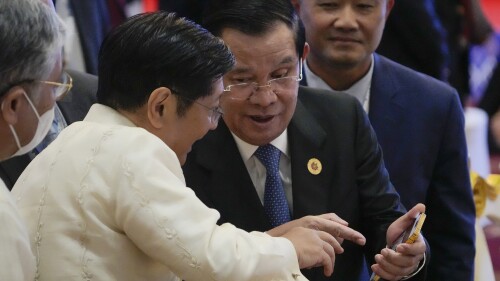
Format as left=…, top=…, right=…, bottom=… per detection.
left=254, top=144, right=291, bottom=227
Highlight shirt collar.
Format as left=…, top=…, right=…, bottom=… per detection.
left=84, top=104, right=137, bottom=127
left=304, top=55, right=374, bottom=106
left=231, top=129, right=289, bottom=162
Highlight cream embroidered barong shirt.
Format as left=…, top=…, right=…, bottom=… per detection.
left=11, top=104, right=306, bottom=281
left=0, top=179, right=35, bottom=281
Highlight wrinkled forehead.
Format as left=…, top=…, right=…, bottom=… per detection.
left=229, top=54, right=298, bottom=77
left=221, top=24, right=299, bottom=72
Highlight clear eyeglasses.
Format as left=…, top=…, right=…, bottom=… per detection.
left=38, top=71, right=73, bottom=100
left=175, top=94, right=224, bottom=124
left=223, top=60, right=303, bottom=100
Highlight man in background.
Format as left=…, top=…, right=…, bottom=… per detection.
left=0, top=69, right=96, bottom=190
left=292, top=0, right=476, bottom=280
left=0, top=0, right=98, bottom=190
left=0, top=0, right=67, bottom=279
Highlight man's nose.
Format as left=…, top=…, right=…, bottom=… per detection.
left=249, top=85, right=277, bottom=107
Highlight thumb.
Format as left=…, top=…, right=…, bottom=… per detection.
left=387, top=203, right=426, bottom=244
left=406, top=203, right=426, bottom=220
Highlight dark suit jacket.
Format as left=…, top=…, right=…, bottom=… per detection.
left=183, top=86, right=414, bottom=280
left=304, top=54, right=476, bottom=281
left=377, top=0, right=449, bottom=81
left=0, top=69, right=97, bottom=190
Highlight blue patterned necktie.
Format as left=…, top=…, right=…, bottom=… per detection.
left=254, top=144, right=291, bottom=227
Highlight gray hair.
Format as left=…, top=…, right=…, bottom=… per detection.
left=0, top=0, right=66, bottom=97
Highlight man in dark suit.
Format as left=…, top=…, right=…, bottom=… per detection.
left=183, top=0, right=427, bottom=280
left=292, top=0, right=476, bottom=280
left=0, top=69, right=97, bottom=190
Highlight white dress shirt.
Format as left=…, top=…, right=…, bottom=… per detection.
left=304, top=55, right=375, bottom=112
left=232, top=130, right=294, bottom=211
left=0, top=180, right=35, bottom=281
left=12, top=104, right=306, bottom=281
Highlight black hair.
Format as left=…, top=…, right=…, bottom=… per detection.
left=97, top=11, right=234, bottom=115
left=203, top=0, right=305, bottom=58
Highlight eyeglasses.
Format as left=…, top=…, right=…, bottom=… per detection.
left=38, top=71, right=73, bottom=100
left=0, top=72, right=73, bottom=100
left=174, top=93, right=224, bottom=124
left=223, top=60, right=303, bottom=100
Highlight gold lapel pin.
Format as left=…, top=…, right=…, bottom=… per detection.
left=307, top=158, right=322, bottom=175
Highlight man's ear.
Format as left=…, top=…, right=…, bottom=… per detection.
left=1, top=86, right=28, bottom=125
left=147, top=87, right=172, bottom=129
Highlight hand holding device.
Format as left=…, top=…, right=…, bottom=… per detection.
left=370, top=213, right=426, bottom=281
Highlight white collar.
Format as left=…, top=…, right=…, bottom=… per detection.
left=84, top=104, right=137, bottom=127
left=304, top=55, right=374, bottom=111
left=231, top=129, right=289, bottom=162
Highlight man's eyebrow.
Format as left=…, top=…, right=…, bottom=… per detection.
left=229, top=66, right=252, bottom=74
left=278, top=56, right=296, bottom=65
left=228, top=56, right=297, bottom=74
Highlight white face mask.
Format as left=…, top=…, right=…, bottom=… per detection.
left=2, top=92, right=55, bottom=158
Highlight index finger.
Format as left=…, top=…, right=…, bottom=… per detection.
left=321, top=219, right=366, bottom=246
left=318, top=213, right=348, bottom=226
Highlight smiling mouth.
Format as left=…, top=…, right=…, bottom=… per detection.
left=330, top=37, right=359, bottom=43
left=250, top=115, right=274, bottom=123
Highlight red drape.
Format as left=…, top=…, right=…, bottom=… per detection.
left=143, top=0, right=159, bottom=12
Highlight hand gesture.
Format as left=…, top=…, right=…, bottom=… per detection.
left=267, top=213, right=366, bottom=247
left=371, top=204, right=427, bottom=280
left=282, top=227, right=338, bottom=277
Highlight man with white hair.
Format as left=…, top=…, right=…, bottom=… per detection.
left=0, top=0, right=68, bottom=279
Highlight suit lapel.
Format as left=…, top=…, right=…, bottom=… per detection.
left=288, top=92, right=336, bottom=218
left=369, top=55, right=406, bottom=148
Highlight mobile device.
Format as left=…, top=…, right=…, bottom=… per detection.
left=369, top=213, right=426, bottom=281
